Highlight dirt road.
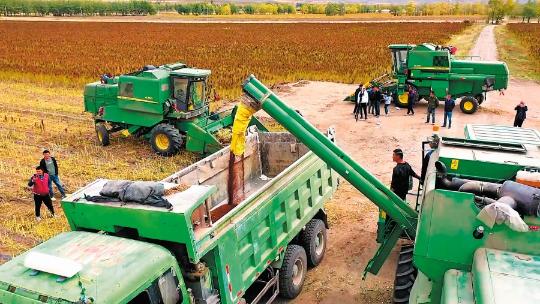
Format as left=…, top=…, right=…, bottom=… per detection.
left=470, top=25, right=498, bottom=61
left=268, top=25, right=540, bottom=304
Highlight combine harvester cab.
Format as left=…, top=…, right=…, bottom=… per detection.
left=84, top=63, right=266, bottom=156
left=0, top=129, right=338, bottom=304
left=381, top=43, right=509, bottom=114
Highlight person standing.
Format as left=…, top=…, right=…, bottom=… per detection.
left=353, top=84, right=363, bottom=117
left=407, top=86, right=416, bottom=115
left=353, top=84, right=363, bottom=121
left=425, top=91, right=439, bottom=125
left=442, top=94, right=455, bottom=129
left=384, top=92, right=392, bottom=116
left=391, top=149, right=420, bottom=201
left=28, top=166, right=55, bottom=221
left=367, top=87, right=374, bottom=115
left=39, top=150, right=66, bottom=200
left=357, top=86, right=369, bottom=121
left=371, top=86, right=383, bottom=117
left=514, top=101, right=528, bottom=127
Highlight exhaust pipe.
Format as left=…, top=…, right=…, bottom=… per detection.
left=458, top=181, right=501, bottom=199
left=435, top=161, right=472, bottom=190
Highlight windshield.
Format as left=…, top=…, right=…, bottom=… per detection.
left=190, top=81, right=205, bottom=110
left=173, top=78, right=188, bottom=111
left=391, top=49, right=408, bottom=73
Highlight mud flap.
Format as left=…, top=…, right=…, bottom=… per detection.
left=363, top=224, right=403, bottom=278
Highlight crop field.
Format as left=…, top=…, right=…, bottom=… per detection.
left=496, top=24, right=540, bottom=81
left=0, top=21, right=468, bottom=98
left=0, top=21, right=468, bottom=261
left=507, top=24, right=540, bottom=67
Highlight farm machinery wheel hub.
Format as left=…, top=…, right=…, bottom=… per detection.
left=155, top=133, right=170, bottom=151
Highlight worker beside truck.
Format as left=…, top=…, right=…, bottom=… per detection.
left=27, top=166, right=55, bottom=221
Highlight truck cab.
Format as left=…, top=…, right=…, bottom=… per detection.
left=0, top=231, right=187, bottom=304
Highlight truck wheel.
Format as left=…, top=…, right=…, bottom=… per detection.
left=95, top=123, right=110, bottom=146
left=460, top=96, right=479, bottom=114
left=300, top=219, right=327, bottom=267
left=475, top=94, right=485, bottom=105
left=150, top=124, right=183, bottom=156
left=394, top=92, right=409, bottom=108
left=393, top=244, right=417, bottom=304
left=279, top=245, right=307, bottom=299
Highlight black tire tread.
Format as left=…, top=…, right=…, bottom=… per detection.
left=150, top=123, right=183, bottom=156
left=95, top=123, right=110, bottom=146
left=299, top=219, right=327, bottom=267
left=279, top=245, right=307, bottom=299
left=393, top=244, right=417, bottom=304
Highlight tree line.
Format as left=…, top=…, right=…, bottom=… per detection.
left=0, top=0, right=538, bottom=22
left=488, top=0, right=540, bottom=23
left=0, top=0, right=156, bottom=16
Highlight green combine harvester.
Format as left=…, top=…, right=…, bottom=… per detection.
left=241, top=76, right=540, bottom=303
left=83, top=63, right=265, bottom=156
left=350, top=43, right=509, bottom=114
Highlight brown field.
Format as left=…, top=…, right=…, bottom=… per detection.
left=0, top=21, right=468, bottom=263
left=507, top=24, right=540, bottom=64
left=496, top=24, right=540, bottom=81
left=0, top=21, right=468, bottom=98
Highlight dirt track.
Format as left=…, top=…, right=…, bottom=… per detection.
left=267, top=25, right=540, bottom=304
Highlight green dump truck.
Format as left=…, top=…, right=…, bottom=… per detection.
left=0, top=130, right=337, bottom=303
left=84, top=63, right=265, bottom=156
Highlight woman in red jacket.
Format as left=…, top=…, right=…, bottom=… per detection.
left=27, top=166, right=55, bottom=221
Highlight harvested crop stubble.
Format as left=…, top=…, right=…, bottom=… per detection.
left=0, top=21, right=468, bottom=98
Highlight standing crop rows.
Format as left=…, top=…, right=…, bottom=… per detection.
left=507, top=24, right=540, bottom=73
left=0, top=21, right=467, bottom=98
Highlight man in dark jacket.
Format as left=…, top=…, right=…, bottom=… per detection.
left=407, top=86, right=416, bottom=115
left=28, top=166, right=55, bottom=221
left=391, top=149, right=420, bottom=201
left=442, top=94, right=455, bottom=128
left=353, top=84, right=363, bottom=119
left=371, top=86, right=383, bottom=117
left=39, top=150, right=66, bottom=200
left=425, top=91, right=439, bottom=124
left=514, top=101, right=528, bottom=127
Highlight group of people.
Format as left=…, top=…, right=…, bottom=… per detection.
left=353, top=84, right=529, bottom=129
left=353, top=85, right=458, bottom=128
left=352, top=85, right=393, bottom=121
left=27, top=150, right=66, bottom=221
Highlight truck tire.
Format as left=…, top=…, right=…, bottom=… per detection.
left=460, top=96, right=479, bottom=114
left=300, top=219, right=327, bottom=267
left=279, top=245, right=307, bottom=299
left=95, top=123, right=110, bottom=146
left=150, top=123, right=183, bottom=156
left=475, top=94, right=485, bottom=105
left=393, top=244, right=417, bottom=304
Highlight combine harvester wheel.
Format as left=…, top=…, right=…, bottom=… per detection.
left=150, top=123, right=183, bottom=156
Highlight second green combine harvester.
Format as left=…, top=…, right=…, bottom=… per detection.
left=355, top=43, right=509, bottom=114
left=83, top=63, right=265, bottom=156
left=242, top=75, right=540, bottom=304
